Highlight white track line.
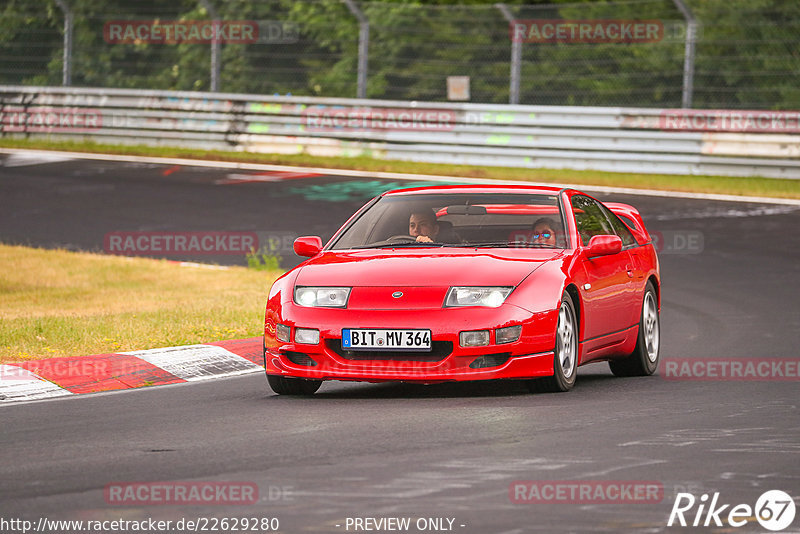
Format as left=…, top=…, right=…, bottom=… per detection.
left=0, top=365, right=72, bottom=402
left=1, top=151, right=75, bottom=167
left=120, top=344, right=261, bottom=381
left=1, top=148, right=799, bottom=206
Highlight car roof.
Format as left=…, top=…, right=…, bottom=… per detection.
left=383, top=184, right=570, bottom=196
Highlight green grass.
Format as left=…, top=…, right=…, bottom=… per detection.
left=2, top=137, right=799, bottom=199
left=0, top=244, right=280, bottom=363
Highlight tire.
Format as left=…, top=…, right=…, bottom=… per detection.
left=527, top=292, right=578, bottom=393
left=609, top=281, right=660, bottom=377
left=267, top=374, right=322, bottom=395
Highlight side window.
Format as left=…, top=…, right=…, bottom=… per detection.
left=597, top=204, right=636, bottom=246
left=571, top=195, right=615, bottom=246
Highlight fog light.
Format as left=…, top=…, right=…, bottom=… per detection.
left=496, top=325, right=522, bottom=344
left=276, top=324, right=290, bottom=343
left=460, top=330, right=489, bottom=347
left=295, top=327, right=320, bottom=345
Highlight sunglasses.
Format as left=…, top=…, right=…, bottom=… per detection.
left=533, top=232, right=553, bottom=239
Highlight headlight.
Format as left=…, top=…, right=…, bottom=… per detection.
left=496, top=325, right=522, bottom=344
left=445, top=287, right=513, bottom=308
left=460, top=330, right=490, bottom=347
left=276, top=324, right=291, bottom=342
left=294, top=287, right=351, bottom=308
left=294, top=328, right=320, bottom=345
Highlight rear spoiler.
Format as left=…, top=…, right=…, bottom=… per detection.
left=605, top=203, right=651, bottom=245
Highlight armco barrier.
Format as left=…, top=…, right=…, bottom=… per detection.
left=1, top=85, right=799, bottom=178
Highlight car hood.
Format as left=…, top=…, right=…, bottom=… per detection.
left=294, top=249, right=561, bottom=287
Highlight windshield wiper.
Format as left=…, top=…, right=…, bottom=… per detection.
left=352, top=242, right=449, bottom=249
left=467, top=241, right=557, bottom=248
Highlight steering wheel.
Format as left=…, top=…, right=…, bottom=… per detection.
left=386, top=234, right=418, bottom=243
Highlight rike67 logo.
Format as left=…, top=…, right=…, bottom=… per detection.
left=668, top=490, right=796, bottom=531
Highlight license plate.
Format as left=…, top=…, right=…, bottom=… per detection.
left=342, top=329, right=431, bottom=351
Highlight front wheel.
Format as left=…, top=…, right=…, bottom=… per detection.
left=267, top=374, right=322, bottom=395
left=609, top=281, right=660, bottom=377
left=527, top=292, right=578, bottom=393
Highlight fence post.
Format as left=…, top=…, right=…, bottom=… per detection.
left=53, top=0, right=73, bottom=86
left=495, top=4, right=520, bottom=105
left=342, top=0, right=369, bottom=99
left=672, top=0, right=696, bottom=108
left=199, top=0, right=221, bottom=92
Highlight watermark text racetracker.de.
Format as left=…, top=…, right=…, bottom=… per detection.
left=104, top=481, right=287, bottom=505
left=104, top=231, right=258, bottom=256
left=510, top=480, right=664, bottom=504
left=1, top=106, right=102, bottom=132
left=1, top=360, right=111, bottom=381
left=105, top=20, right=255, bottom=44
left=0, top=516, right=280, bottom=533
left=660, top=109, right=800, bottom=133
left=103, top=20, right=299, bottom=45
left=303, top=107, right=456, bottom=132
left=510, top=19, right=663, bottom=43
left=662, top=357, right=800, bottom=381
left=650, top=230, right=703, bottom=255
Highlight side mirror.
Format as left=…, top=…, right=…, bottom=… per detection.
left=293, top=236, right=323, bottom=257
left=586, top=235, right=622, bottom=257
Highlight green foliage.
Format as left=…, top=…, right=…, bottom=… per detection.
left=2, top=0, right=799, bottom=108
left=246, top=246, right=282, bottom=271
left=0, top=1, right=63, bottom=85
left=688, top=0, right=800, bottom=108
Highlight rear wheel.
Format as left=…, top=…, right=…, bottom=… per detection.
left=527, top=292, right=578, bottom=393
left=609, top=281, right=660, bottom=377
left=267, top=375, right=322, bottom=395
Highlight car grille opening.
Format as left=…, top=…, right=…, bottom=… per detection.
left=469, top=353, right=512, bottom=369
left=283, top=351, right=317, bottom=367
left=326, top=339, right=453, bottom=362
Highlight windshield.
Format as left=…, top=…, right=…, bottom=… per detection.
left=329, top=192, right=567, bottom=250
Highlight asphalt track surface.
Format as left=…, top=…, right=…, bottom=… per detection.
left=1, top=154, right=799, bottom=533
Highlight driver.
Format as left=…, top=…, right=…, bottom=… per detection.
left=409, top=209, right=440, bottom=243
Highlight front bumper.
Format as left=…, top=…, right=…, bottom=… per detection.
left=264, top=303, right=557, bottom=383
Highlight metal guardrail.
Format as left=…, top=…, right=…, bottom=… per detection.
left=1, top=85, right=799, bottom=179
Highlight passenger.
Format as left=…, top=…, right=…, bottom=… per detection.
left=531, top=217, right=558, bottom=247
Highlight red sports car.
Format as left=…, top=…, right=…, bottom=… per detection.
left=263, top=185, right=660, bottom=395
